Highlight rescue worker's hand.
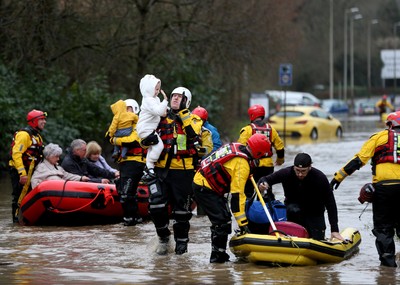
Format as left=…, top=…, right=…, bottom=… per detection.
left=179, top=96, right=188, bottom=110
left=330, top=178, right=341, bottom=190
left=196, top=145, right=207, bottom=157
left=330, top=171, right=347, bottom=190
left=114, top=171, right=120, bottom=179
left=19, top=175, right=28, bottom=185
left=101, top=179, right=110, bottom=184
left=275, top=157, right=284, bottom=166
left=105, top=131, right=111, bottom=140
left=239, top=225, right=250, bottom=235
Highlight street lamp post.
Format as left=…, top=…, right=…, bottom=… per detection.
left=329, top=0, right=333, bottom=99
left=350, top=13, right=362, bottom=114
left=343, top=7, right=359, bottom=103
left=393, top=22, right=400, bottom=96
left=367, top=19, right=378, bottom=96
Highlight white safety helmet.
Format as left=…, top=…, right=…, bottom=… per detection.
left=124, top=99, right=140, bottom=114
left=171, top=87, right=192, bottom=108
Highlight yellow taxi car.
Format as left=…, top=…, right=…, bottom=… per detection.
left=268, top=106, right=343, bottom=140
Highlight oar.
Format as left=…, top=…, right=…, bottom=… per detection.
left=250, top=175, right=280, bottom=238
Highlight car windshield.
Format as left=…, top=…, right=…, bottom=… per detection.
left=360, top=102, right=374, bottom=107
left=276, top=111, right=304, bottom=117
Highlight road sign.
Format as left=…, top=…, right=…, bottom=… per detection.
left=279, top=64, right=293, bottom=86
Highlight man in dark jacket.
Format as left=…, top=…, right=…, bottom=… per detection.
left=61, top=139, right=119, bottom=184
left=258, top=153, right=343, bottom=241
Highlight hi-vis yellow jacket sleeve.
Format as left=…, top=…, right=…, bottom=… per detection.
left=334, top=129, right=400, bottom=183
left=10, top=131, right=32, bottom=177
left=227, top=157, right=251, bottom=226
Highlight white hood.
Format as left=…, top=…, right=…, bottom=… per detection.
left=139, top=74, right=160, bottom=98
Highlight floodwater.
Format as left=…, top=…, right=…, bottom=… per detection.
left=1, top=115, right=400, bottom=284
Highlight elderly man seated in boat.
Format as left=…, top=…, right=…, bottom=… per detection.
left=31, top=143, right=90, bottom=188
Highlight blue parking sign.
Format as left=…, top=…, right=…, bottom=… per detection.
left=279, top=64, right=292, bottom=86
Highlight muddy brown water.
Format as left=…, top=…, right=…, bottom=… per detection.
left=0, top=115, right=399, bottom=284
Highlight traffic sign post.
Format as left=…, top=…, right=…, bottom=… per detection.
left=279, top=63, right=292, bottom=147
left=279, top=64, right=293, bottom=86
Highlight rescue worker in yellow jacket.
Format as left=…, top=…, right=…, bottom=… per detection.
left=330, top=111, right=400, bottom=267
left=147, top=87, right=203, bottom=256
left=193, top=133, right=271, bottom=263
left=375, top=94, right=395, bottom=119
left=9, top=109, right=47, bottom=222
left=110, top=99, right=146, bottom=226
left=238, top=104, right=285, bottom=196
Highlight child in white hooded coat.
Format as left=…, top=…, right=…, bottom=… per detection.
left=136, top=74, right=168, bottom=180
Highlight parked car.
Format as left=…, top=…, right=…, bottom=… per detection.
left=321, top=99, right=349, bottom=114
left=265, top=90, right=321, bottom=111
left=268, top=106, right=343, bottom=140
left=354, top=99, right=377, bottom=115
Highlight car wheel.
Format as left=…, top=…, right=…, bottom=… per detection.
left=336, top=127, right=343, bottom=138
left=310, top=128, right=318, bottom=140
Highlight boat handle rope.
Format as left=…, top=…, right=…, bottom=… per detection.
left=289, top=239, right=302, bottom=267
left=47, top=184, right=107, bottom=214
left=268, top=229, right=290, bottom=237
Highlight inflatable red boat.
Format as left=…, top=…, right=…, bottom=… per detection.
left=19, top=180, right=150, bottom=226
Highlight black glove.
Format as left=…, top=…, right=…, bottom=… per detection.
left=239, top=225, right=250, bottom=235
left=330, top=178, right=341, bottom=191
left=105, top=131, right=111, bottom=141
left=179, top=95, right=188, bottom=110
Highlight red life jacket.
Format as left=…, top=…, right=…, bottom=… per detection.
left=250, top=122, right=273, bottom=157
left=10, top=127, right=44, bottom=169
left=199, top=143, right=250, bottom=195
left=373, top=129, right=400, bottom=165
left=158, top=115, right=197, bottom=160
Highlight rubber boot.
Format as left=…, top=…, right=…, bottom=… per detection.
left=175, top=238, right=189, bottom=255
left=210, top=250, right=230, bottom=263
left=210, top=227, right=229, bottom=263
left=155, top=236, right=170, bottom=255
left=380, top=253, right=397, bottom=267
left=123, top=216, right=143, bottom=226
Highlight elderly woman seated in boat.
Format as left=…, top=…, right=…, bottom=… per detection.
left=31, top=143, right=89, bottom=188
left=85, top=140, right=118, bottom=173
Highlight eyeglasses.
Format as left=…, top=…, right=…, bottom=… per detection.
left=293, top=166, right=310, bottom=175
